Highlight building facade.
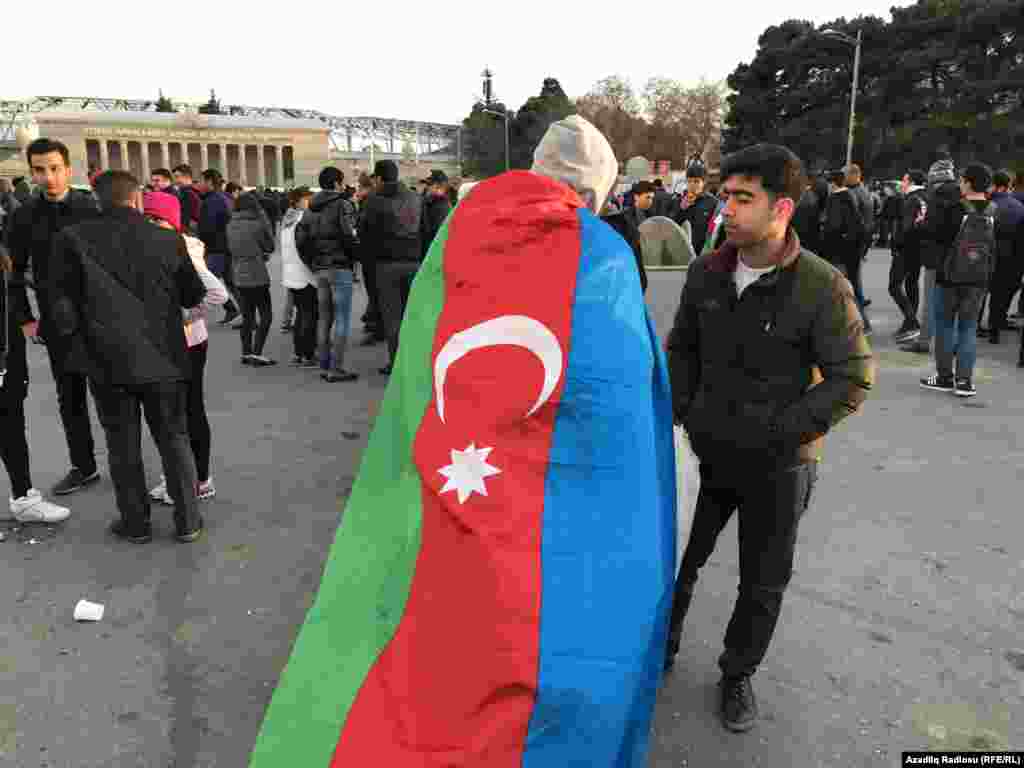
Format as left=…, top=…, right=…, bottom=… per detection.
left=1, top=111, right=331, bottom=188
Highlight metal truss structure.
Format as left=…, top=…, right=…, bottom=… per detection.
left=0, top=96, right=461, bottom=159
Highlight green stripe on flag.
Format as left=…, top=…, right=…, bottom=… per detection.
left=249, top=216, right=453, bottom=766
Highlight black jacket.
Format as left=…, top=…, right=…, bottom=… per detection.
left=47, top=207, right=206, bottom=388
left=601, top=210, right=648, bottom=294
left=920, top=181, right=965, bottom=274
left=674, top=193, right=718, bottom=255
left=0, top=265, right=29, bottom=402
left=892, top=187, right=927, bottom=251
left=667, top=231, right=873, bottom=471
left=652, top=190, right=675, bottom=219
left=420, top=194, right=451, bottom=259
left=198, top=190, right=232, bottom=255
left=822, top=188, right=862, bottom=267
left=4, top=188, right=100, bottom=343
left=847, top=183, right=875, bottom=239
left=791, top=188, right=823, bottom=256
left=361, top=182, right=422, bottom=263
left=303, top=191, right=357, bottom=270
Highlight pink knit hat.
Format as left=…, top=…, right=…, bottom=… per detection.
left=143, top=190, right=181, bottom=232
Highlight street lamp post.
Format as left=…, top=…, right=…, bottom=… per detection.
left=821, top=28, right=862, bottom=169
left=482, top=107, right=510, bottom=172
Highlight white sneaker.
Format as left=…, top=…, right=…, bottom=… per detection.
left=7, top=489, right=71, bottom=523
left=148, top=476, right=173, bottom=506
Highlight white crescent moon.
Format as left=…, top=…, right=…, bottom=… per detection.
left=434, top=315, right=564, bottom=424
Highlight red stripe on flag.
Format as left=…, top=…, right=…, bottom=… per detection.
left=331, top=172, right=583, bottom=766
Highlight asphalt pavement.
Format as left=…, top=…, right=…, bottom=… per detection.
left=1, top=248, right=1022, bottom=767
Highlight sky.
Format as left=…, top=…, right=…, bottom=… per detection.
left=6, top=0, right=901, bottom=126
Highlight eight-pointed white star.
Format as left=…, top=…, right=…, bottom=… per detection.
left=438, top=443, right=502, bottom=504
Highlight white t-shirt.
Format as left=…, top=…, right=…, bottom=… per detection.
left=734, top=258, right=776, bottom=298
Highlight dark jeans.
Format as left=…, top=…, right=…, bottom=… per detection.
left=667, top=461, right=818, bottom=678
left=888, top=247, right=921, bottom=326
left=47, top=348, right=97, bottom=475
left=935, top=284, right=985, bottom=381
left=238, top=285, right=273, bottom=357
left=840, top=251, right=871, bottom=331
left=290, top=286, right=318, bottom=360
left=359, top=253, right=383, bottom=330
left=0, top=395, right=32, bottom=498
left=186, top=342, right=211, bottom=484
left=92, top=381, right=199, bottom=536
left=376, top=261, right=420, bottom=365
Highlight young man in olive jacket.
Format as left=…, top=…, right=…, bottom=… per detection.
left=664, top=144, right=874, bottom=733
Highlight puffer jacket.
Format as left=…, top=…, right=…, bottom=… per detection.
left=304, top=191, right=357, bottom=270
left=226, top=194, right=275, bottom=288
left=667, top=230, right=874, bottom=471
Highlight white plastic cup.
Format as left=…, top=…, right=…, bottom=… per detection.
left=73, top=599, right=104, bottom=622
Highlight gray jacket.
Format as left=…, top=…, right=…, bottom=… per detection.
left=226, top=194, right=274, bottom=288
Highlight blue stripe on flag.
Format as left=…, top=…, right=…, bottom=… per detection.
left=522, top=209, right=677, bottom=768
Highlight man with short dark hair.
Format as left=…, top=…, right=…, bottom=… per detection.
left=920, top=162, right=994, bottom=397
left=625, top=180, right=656, bottom=230
left=674, top=159, right=718, bottom=255
left=172, top=164, right=201, bottom=234
left=983, top=169, right=1024, bottom=345
left=47, top=170, right=206, bottom=543
left=665, top=144, right=873, bottom=732
left=843, top=163, right=874, bottom=316
left=5, top=138, right=103, bottom=496
left=361, top=160, right=421, bottom=374
left=197, top=169, right=238, bottom=323
left=301, top=166, right=359, bottom=382
left=420, top=170, right=451, bottom=260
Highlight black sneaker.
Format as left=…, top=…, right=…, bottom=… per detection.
left=109, top=519, right=153, bottom=544
left=176, top=520, right=205, bottom=543
left=920, top=374, right=955, bottom=392
left=218, top=308, right=239, bottom=326
left=719, top=674, right=758, bottom=732
left=321, top=370, right=359, bottom=383
left=954, top=379, right=977, bottom=397
left=901, top=340, right=931, bottom=354
left=52, top=467, right=101, bottom=496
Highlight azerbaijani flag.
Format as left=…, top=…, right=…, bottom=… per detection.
left=250, top=170, right=677, bottom=767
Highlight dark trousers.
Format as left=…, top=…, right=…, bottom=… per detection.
left=186, top=342, right=211, bottom=484
left=376, top=261, right=419, bottom=365
left=47, top=348, right=97, bottom=475
left=0, top=395, right=32, bottom=498
left=290, top=286, right=318, bottom=360
left=888, top=246, right=921, bottom=325
left=667, top=461, right=818, bottom=678
left=359, top=253, right=383, bottom=331
left=92, top=381, right=199, bottom=536
left=987, top=246, right=1024, bottom=331
left=238, top=285, right=273, bottom=357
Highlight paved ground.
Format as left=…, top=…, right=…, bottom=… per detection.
left=1, top=248, right=1022, bottom=767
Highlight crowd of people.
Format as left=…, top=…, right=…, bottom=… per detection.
left=0, top=137, right=456, bottom=538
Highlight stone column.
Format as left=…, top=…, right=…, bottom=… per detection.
left=239, top=145, right=248, bottom=187
left=200, top=144, right=209, bottom=174
left=141, top=144, right=151, bottom=183
left=257, top=144, right=267, bottom=188
left=220, top=143, right=229, bottom=177
left=274, top=146, right=284, bottom=188
left=119, top=141, right=129, bottom=172
left=99, top=139, right=109, bottom=171
left=161, top=142, right=170, bottom=171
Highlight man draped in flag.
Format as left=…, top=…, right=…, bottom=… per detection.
left=249, top=115, right=677, bottom=768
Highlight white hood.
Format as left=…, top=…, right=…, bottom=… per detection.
left=530, top=115, right=618, bottom=214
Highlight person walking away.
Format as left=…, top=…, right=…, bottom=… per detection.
left=355, top=173, right=384, bottom=345
left=890, top=169, right=928, bottom=343
left=5, top=138, right=103, bottom=496
left=226, top=192, right=276, bottom=366
left=0, top=243, right=71, bottom=523
left=358, top=160, right=421, bottom=376
left=674, top=159, right=718, bottom=255
left=843, top=164, right=874, bottom=310
left=141, top=192, right=227, bottom=506
left=920, top=162, right=996, bottom=398
left=980, top=169, right=1024, bottom=344
left=280, top=187, right=319, bottom=367
left=879, top=183, right=902, bottom=249
left=197, top=169, right=239, bottom=325
left=665, top=144, right=874, bottom=732
left=47, top=171, right=206, bottom=543
left=821, top=171, right=865, bottom=308
left=791, top=180, right=823, bottom=256
left=300, top=167, right=359, bottom=382
left=419, top=170, right=451, bottom=260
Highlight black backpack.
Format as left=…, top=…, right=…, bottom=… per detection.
left=944, top=202, right=997, bottom=284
